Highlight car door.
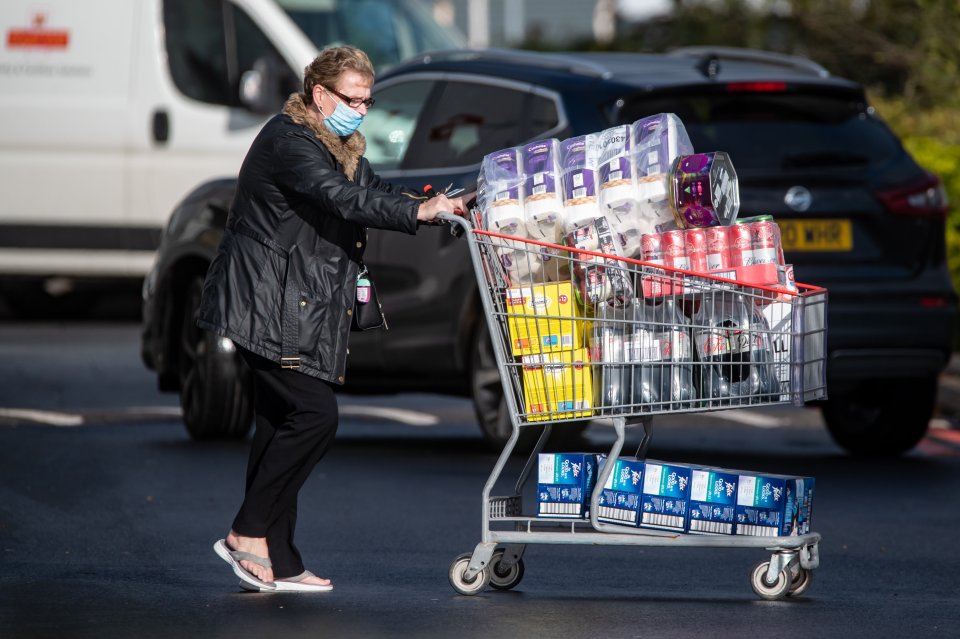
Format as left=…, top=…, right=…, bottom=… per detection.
left=353, top=73, right=566, bottom=383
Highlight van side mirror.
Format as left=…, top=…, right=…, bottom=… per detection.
left=239, top=57, right=283, bottom=115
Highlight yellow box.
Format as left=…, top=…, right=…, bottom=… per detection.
left=521, top=348, right=594, bottom=422
left=505, top=280, right=586, bottom=357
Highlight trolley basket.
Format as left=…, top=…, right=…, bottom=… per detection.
left=440, top=213, right=826, bottom=601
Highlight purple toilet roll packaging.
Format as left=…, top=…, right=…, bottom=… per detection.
left=522, top=139, right=567, bottom=281
left=560, top=134, right=601, bottom=233
left=598, top=125, right=642, bottom=258
left=631, top=113, right=694, bottom=234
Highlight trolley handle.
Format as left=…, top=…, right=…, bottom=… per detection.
left=436, top=211, right=473, bottom=238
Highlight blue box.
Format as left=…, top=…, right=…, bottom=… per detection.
left=688, top=468, right=738, bottom=535
left=639, top=460, right=692, bottom=533
left=596, top=456, right=645, bottom=526
left=735, top=473, right=815, bottom=537
left=537, top=453, right=598, bottom=518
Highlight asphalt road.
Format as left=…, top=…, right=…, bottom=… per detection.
left=1, top=323, right=959, bottom=639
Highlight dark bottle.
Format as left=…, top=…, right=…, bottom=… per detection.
left=626, top=298, right=697, bottom=411
left=692, top=294, right=780, bottom=404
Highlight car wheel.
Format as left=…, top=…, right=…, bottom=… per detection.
left=821, top=377, right=935, bottom=456
left=178, top=275, right=253, bottom=440
left=469, top=318, right=587, bottom=449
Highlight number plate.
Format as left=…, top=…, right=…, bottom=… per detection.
left=778, top=219, right=853, bottom=251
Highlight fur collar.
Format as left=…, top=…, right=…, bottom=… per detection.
left=282, top=93, right=366, bottom=181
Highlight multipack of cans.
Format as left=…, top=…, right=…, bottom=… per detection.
left=638, top=216, right=795, bottom=297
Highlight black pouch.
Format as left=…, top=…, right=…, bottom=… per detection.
left=352, top=264, right=387, bottom=331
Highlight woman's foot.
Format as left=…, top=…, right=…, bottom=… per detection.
left=273, top=570, right=333, bottom=592
left=284, top=573, right=332, bottom=588
left=225, top=530, right=274, bottom=584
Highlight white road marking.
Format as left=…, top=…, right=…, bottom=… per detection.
left=701, top=409, right=783, bottom=429
left=0, top=408, right=84, bottom=427
left=338, top=404, right=439, bottom=426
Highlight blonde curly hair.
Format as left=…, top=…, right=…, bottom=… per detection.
left=302, top=46, right=375, bottom=105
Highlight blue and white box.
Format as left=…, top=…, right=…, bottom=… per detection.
left=596, top=456, right=645, bottom=526
left=639, top=460, right=692, bottom=533
left=537, top=453, right=598, bottom=518
left=735, top=473, right=815, bottom=537
left=687, top=468, right=738, bottom=535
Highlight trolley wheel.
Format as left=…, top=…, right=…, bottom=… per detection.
left=750, top=561, right=791, bottom=600
left=448, top=552, right=489, bottom=596
left=488, top=550, right=525, bottom=591
left=787, top=567, right=813, bottom=597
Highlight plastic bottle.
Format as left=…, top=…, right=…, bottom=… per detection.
left=692, top=294, right=780, bottom=404
left=626, top=298, right=697, bottom=411
left=590, top=309, right=629, bottom=414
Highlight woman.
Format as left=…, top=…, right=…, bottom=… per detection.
left=198, top=46, right=467, bottom=593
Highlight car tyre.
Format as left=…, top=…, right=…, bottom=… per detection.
left=179, top=275, right=253, bottom=440
left=821, top=377, right=935, bottom=457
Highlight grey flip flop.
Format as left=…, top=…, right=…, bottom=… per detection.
left=239, top=569, right=333, bottom=593
left=213, top=539, right=276, bottom=591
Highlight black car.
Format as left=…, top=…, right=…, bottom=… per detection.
left=141, top=46, right=957, bottom=456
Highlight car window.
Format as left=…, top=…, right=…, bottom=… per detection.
left=362, top=80, right=438, bottom=170
left=619, top=93, right=901, bottom=173
left=164, top=0, right=297, bottom=109
left=164, top=0, right=231, bottom=105
left=278, top=0, right=465, bottom=71
left=401, top=81, right=560, bottom=170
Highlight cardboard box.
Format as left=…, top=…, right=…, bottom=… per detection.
left=506, top=280, right=586, bottom=356
left=639, top=460, right=692, bottom=533
left=537, top=453, right=598, bottom=518
left=687, top=468, right=739, bottom=535
left=596, top=456, right=645, bottom=526
left=522, top=348, right=594, bottom=422
left=735, top=473, right=815, bottom=537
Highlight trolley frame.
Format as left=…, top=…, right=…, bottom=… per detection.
left=440, top=214, right=825, bottom=600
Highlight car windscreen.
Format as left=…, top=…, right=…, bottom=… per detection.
left=277, top=0, right=465, bottom=70
left=618, top=91, right=902, bottom=174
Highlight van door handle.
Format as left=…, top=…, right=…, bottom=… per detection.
left=152, top=110, right=170, bottom=144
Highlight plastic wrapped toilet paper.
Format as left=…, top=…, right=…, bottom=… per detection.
left=597, top=125, right=643, bottom=258
left=522, top=139, right=567, bottom=282
left=632, top=113, right=694, bottom=177
left=522, top=139, right=563, bottom=243
left=560, top=134, right=601, bottom=233
left=631, top=114, right=694, bottom=233
left=481, top=147, right=526, bottom=237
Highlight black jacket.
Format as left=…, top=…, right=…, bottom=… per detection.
left=197, top=95, right=420, bottom=384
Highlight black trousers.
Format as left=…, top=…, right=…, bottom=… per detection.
left=232, top=348, right=339, bottom=579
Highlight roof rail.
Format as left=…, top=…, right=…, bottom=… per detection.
left=407, top=48, right=613, bottom=79
left=668, top=46, right=831, bottom=78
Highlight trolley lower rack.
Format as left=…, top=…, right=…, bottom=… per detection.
left=449, top=417, right=821, bottom=601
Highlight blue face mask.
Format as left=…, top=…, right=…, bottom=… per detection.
left=322, top=92, right=364, bottom=137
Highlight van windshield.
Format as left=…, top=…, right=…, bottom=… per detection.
left=276, top=0, right=465, bottom=70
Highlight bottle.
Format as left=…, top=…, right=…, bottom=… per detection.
left=692, top=294, right=780, bottom=404
left=356, top=273, right=371, bottom=304
left=590, top=308, right=629, bottom=414
left=627, top=298, right=697, bottom=411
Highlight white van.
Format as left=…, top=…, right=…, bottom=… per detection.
left=0, top=0, right=462, bottom=312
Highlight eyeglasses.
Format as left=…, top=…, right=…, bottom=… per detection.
left=324, top=86, right=375, bottom=109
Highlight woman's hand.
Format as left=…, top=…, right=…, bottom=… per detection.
left=417, top=194, right=462, bottom=222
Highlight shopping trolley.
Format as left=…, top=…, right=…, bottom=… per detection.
left=438, top=213, right=827, bottom=601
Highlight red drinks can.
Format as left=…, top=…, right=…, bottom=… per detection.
left=684, top=228, right=708, bottom=273
left=728, top=223, right=753, bottom=267
left=750, top=220, right=782, bottom=266
left=705, top=226, right=730, bottom=271
left=640, top=233, right=664, bottom=264
left=661, top=230, right=689, bottom=270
